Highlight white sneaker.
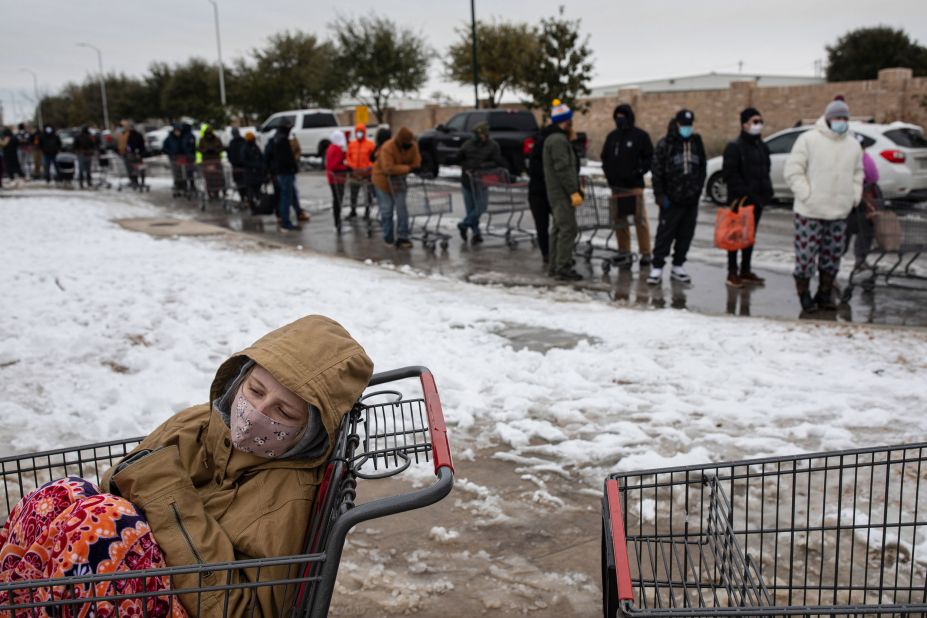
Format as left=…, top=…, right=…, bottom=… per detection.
left=646, top=267, right=663, bottom=286
left=670, top=265, right=691, bottom=284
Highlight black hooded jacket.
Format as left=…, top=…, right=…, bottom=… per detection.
left=721, top=131, right=773, bottom=206
left=265, top=127, right=298, bottom=175
left=528, top=124, right=561, bottom=197
left=600, top=105, right=654, bottom=189
left=651, top=121, right=707, bottom=206
left=39, top=128, right=62, bottom=156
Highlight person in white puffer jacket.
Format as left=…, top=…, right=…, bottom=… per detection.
left=784, top=98, right=863, bottom=313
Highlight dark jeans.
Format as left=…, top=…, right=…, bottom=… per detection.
left=349, top=181, right=373, bottom=211
left=276, top=174, right=296, bottom=228
left=330, top=183, right=345, bottom=226
left=529, top=192, right=551, bottom=259
left=459, top=182, right=488, bottom=234
left=43, top=154, right=58, bottom=182
left=727, top=202, right=764, bottom=273
left=652, top=201, right=699, bottom=269
left=77, top=154, right=92, bottom=187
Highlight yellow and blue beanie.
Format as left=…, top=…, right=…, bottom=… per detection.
left=551, top=99, right=573, bottom=123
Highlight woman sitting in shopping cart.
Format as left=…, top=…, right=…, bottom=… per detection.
left=0, top=315, right=373, bottom=617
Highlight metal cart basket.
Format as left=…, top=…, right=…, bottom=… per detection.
left=602, top=443, right=927, bottom=617
left=0, top=366, right=454, bottom=617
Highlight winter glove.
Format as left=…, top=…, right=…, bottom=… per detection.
left=570, top=192, right=584, bottom=208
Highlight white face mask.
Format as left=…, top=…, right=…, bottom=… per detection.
left=747, top=123, right=764, bottom=136
left=356, top=132, right=364, bottom=140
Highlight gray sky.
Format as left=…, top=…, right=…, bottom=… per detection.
left=2, top=0, right=925, bottom=124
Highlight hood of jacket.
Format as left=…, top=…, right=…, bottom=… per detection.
left=329, top=129, right=347, bottom=151
left=613, top=104, right=635, bottom=129
left=210, top=315, right=373, bottom=468
left=395, top=126, right=414, bottom=145
left=354, top=123, right=368, bottom=140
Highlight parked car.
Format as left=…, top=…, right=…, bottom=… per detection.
left=256, top=109, right=365, bottom=159
left=704, top=121, right=927, bottom=204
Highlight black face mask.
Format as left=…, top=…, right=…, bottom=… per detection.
left=399, top=142, right=413, bottom=151
left=615, top=116, right=628, bottom=130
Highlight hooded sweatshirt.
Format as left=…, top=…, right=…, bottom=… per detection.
left=651, top=120, right=707, bottom=206
left=102, top=315, right=374, bottom=617
left=346, top=123, right=375, bottom=171
left=784, top=116, right=864, bottom=220
left=600, top=105, right=654, bottom=189
left=455, top=127, right=507, bottom=186
left=372, top=127, right=421, bottom=193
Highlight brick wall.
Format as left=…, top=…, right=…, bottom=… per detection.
left=356, top=68, right=927, bottom=160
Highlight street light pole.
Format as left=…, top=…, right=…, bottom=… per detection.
left=206, top=0, right=226, bottom=107
left=19, top=68, right=42, bottom=128
left=470, top=0, right=479, bottom=109
left=78, top=43, right=110, bottom=131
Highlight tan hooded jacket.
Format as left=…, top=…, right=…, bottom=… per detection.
left=372, top=127, right=421, bottom=193
left=102, top=315, right=374, bottom=617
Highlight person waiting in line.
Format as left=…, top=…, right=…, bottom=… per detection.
left=369, top=127, right=392, bottom=164
left=721, top=107, right=774, bottom=288
left=16, top=123, right=34, bottom=179
left=345, top=123, right=375, bottom=220
left=74, top=126, right=96, bottom=189
left=648, top=109, right=707, bottom=286
left=784, top=97, right=863, bottom=312
left=527, top=120, right=558, bottom=264
left=543, top=99, right=584, bottom=281
left=844, top=145, right=880, bottom=271
left=264, top=119, right=301, bottom=232
left=241, top=131, right=266, bottom=209
left=39, top=125, right=62, bottom=183
left=227, top=127, right=247, bottom=202
left=600, top=103, right=654, bottom=267
left=372, top=127, right=421, bottom=249
left=325, top=130, right=349, bottom=233
left=455, top=121, right=507, bottom=245
left=2, top=127, right=25, bottom=185
left=0, top=315, right=373, bottom=617
left=288, top=130, right=309, bottom=223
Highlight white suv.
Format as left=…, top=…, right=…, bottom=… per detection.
left=256, top=109, right=361, bottom=159
left=704, top=121, right=927, bottom=204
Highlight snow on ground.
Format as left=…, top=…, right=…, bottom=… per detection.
left=2, top=191, right=927, bottom=489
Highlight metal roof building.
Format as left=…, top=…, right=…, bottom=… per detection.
left=589, top=72, right=824, bottom=97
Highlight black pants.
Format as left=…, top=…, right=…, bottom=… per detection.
left=330, top=183, right=345, bottom=226
left=727, top=202, right=764, bottom=273
left=652, top=201, right=699, bottom=268
left=528, top=192, right=551, bottom=259
left=349, top=182, right=373, bottom=212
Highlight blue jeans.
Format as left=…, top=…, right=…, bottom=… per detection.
left=459, top=183, right=488, bottom=234
left=375, top=186, right=409, bottom=243
left=276, top=174, right=296, bottom=228
left=43, top=155, right=58, bottom=182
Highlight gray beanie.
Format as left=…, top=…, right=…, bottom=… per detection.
left=825, top=99, right=849, bottom=120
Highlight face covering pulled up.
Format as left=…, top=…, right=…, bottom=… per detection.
left=231, top=387, right=306, bottom=458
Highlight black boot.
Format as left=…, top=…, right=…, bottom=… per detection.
left=814, top=271, right=838, bottom=310
left=795, top=276, right=817, bottom=313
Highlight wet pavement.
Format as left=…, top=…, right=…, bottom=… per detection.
left=133, top=162, right=927, bottom=328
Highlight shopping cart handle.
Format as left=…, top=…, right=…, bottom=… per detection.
left=605, top=479, right=635, bottom=602
left=368, top=366, right=454, bottom=475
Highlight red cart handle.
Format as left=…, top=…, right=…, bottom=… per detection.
left=419, top=370, right=455, bottom=475
left=606, top=479, right=634, bottom=602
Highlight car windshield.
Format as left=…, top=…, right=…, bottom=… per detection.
left=488, top=113, right=538, bottom=132
left=884, top=128, right=927, bottom=149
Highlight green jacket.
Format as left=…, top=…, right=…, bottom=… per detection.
left=542, top=129, right=579, bottom=204
left=102, top=315, right=374, bottom=617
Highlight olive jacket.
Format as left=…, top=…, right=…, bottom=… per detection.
left=102, top=315, right=374, bottom=617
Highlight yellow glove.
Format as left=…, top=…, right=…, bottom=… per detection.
left=570, top=192, right=583, bottom=207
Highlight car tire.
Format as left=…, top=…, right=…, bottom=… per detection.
left=420, top=149, right=438, bottom=179
left=706, top=172, right=726, bottom=205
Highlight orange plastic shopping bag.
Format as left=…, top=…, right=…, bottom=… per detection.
left=714, top=198, right=756, bottom=251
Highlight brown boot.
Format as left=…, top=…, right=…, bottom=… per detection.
left=739, top=269, right=766, bottom=285
left=795, top=276, right=817, bottom=312
left=726, top=271, right=744, bottom=288
left=814, top=271, right=838, bottom=310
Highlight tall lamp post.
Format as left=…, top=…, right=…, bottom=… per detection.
left=470, top=0, right=479, bottom=109
left=77, top=42, right=110, bottom=131
left=19, top=68, right=43, bottom=129
left=206, top=0, right=226, bottom=107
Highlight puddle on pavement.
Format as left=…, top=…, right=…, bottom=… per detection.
left=491, top=321, right=601, bottom=353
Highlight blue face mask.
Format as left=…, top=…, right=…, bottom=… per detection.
left=830, top=120, right=848, bottom=135
left=678, top=126, right=694, bottom=139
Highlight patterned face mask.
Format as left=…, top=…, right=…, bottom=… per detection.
left=230, top=391, right=306, bottom=458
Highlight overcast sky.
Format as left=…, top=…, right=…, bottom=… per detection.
left=2, top=0, right=925, bottom=124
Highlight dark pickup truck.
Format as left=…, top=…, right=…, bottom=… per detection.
left=417, top=109, right=588, bottom=178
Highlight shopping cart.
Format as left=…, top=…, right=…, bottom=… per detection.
left=0, top=366, right=454, bottom=617
left=116, top=153, right=149, bottom=192
left=93, top=152, right=113, bottom=189
left=842, top=198, right=927, bottom=301
left=405, top=176, right=452, bottom=252
left=574, top=177, right=638, bottom=274
left=197, top=160, right=229, bottom=211
left=170, top=155, right=197, bottom=199
left=469, top=168, right=536, bottom=249
left=602, top=443, right=927, bottom=617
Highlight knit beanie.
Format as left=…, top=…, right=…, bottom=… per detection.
left=825, top=99, right=850, bottom=120
left=550, top=99, right=573, bottom=123
left=740, top=107, right=761, bottom=124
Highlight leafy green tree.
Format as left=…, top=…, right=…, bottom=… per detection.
left=520, top=6, right=594, bottom=118
left=235, top=30, right=344, bottom=122
left=159, top=59, right=228, bottom=125
left=445, top=20, right=539, bottom=108
left=331, top=15, right=430, bottom=122
left=826, top=26, right=927, bottom=81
